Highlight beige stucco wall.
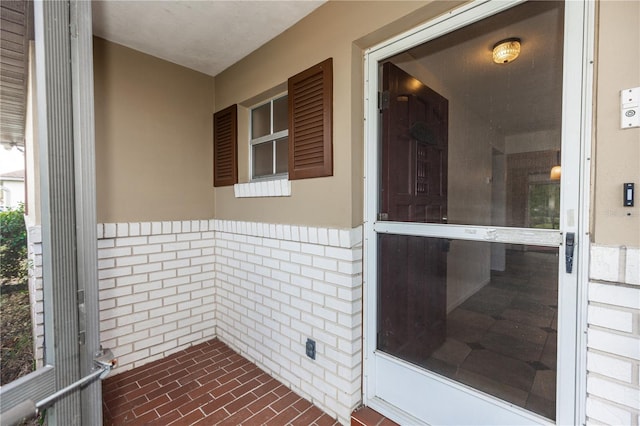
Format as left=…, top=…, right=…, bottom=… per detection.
left=593, top=1, right=640, bottom=247
left=93, top=37, right=215, bottom=223
left=214, top=1, right=466, bottom=228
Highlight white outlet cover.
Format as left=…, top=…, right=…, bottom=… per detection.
left=621, top=87, right=640, bottom=129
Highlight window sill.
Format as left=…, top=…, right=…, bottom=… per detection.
left=233, top=179, right=291, bottom=198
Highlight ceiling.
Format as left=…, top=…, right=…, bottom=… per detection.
left=0, top=0, right=32, bottom=150
left=92, top=0, right=326, bottom=77
left=396, top=1, right=564, bottom=137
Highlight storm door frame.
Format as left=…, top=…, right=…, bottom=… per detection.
left=0, top=1, right=101, bottom=425
left=362, top=0, right=594, bottom=424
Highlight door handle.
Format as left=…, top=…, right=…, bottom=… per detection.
left=565, top=232, right=575, bottom=273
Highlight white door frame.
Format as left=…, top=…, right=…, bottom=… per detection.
left=362, top=0, right=594, bottom=424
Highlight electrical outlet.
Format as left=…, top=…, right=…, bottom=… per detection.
left=305, top=338, right=316, bottom=360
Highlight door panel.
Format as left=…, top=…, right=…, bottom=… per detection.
left=380, top=62, right=448, bottom=224
left=378, top=234, right=559, bottom=420
left=365, top=1, right=585, bottom=424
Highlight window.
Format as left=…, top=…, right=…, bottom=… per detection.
left=213, top=58, right=333, bottom=190
left=250, top=95, right=288, bottom=180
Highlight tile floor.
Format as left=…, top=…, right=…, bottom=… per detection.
left=422, top=249, right=558, bottom=420
left=350, top=407, right=398, bottom=426
left=102, top=339, right=341, bottom=425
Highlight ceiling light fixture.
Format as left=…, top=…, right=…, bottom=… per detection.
left=550, top=150, right=561, bottom=181
left=492, top=38, right=521, bottom=64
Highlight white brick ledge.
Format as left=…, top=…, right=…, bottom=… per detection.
left=98, top=219, right=362, bottom=250
left=97, top=220, right=215, bottom=239
left=234, top=179, right=291, bottom=198
left=212, top=220, right=362, bottom=249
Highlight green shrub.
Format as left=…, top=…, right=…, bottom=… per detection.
left=0, top=204, right=28, bottom=283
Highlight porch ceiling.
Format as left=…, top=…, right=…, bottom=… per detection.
left=91, top=0, right=326, bottom=77
left=0, top=0, right=32, bottom=150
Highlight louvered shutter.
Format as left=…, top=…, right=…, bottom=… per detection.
left=288, top=58, right=333, bottom=180
left=213, top=104, right=238, bottom=187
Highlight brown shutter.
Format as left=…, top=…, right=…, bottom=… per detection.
left=288, top=58, right=333, bottom=180
left=213, top=104, right=238, bottom=187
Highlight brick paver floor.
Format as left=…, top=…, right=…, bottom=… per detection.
left=102, top=338, right=340, bottom=425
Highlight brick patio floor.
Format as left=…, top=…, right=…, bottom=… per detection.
left=102, top=338, right=341, bottom=425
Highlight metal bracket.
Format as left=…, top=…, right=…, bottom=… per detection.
left=1, top=349, right=117, bottom=425
left=36, top=348, right=116, bottom=410
left=378, top=91, right=390, bottom=111
left=94, top=348, right=117, bottom=380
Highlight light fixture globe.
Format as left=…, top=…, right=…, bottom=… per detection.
left=492, top=38, right=521, bottom=64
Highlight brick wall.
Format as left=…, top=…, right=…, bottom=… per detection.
left=213, top=220, right=363, bottom=425
left=586, top=245, right=640, bottom=425
left=97, top=220, right=216, bottom=372
left=26, top=226, right=44, bottom=369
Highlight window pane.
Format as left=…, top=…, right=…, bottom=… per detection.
left=273, top=95, right=288, bottom=133
left=251, top=102, right=271, bottom=139
left=528, top=179, right=560, bottom=229
left=378, top=234, right=558, bottom=420
left=379, top=1, right=564, bottom=229
left=275, top=137, right=288, bottom=174
left=253, top=142, right=273, bottom=178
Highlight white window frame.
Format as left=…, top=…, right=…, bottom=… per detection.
left=249, top=93, right=288, bottom=181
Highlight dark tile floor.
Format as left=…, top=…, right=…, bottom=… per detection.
left=351, top=407, right=398, bottom=426
left=423, top=249, right=558, bottom=420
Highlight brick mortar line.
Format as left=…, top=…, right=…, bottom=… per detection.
left=587, top=323, right=640, bottom=339
left=589, top=278, right=640, bottom=290
left=587, top=393, right=640, bottom=416
left=587, top=371, right=640, bottom=392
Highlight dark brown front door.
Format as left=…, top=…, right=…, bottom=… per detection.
left=378, top=62, right=449, bottom=364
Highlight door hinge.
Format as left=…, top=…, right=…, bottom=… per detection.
left=378, top=91, right=390, bottom=111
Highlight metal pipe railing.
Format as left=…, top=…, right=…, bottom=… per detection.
left=0, top=349, right=116, bottom=426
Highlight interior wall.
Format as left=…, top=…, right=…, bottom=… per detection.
left=505, top=130, right=560, bottom=154
left=593, top=1, right=640, bottom=246
left=93, top=37, right=215, bottom=223
left=213, top=1, right=466, bottom=229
